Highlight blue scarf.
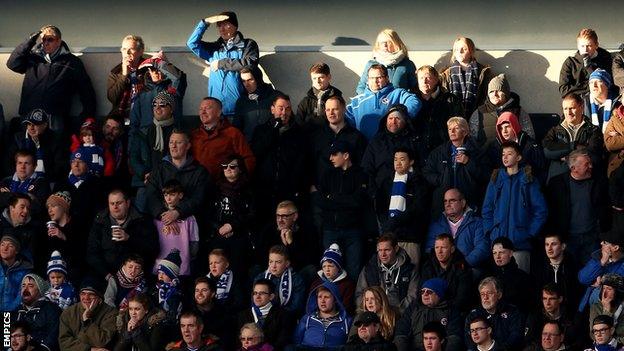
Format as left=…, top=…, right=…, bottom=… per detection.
left=389, top=172, right=408, bottom=218
left=251, top=301, right=272, bottom=327
left=156, top=279, right=179, bottom=310
left=68, top=172, right=89, bottom=188
left=264, top=268, right=293, bottom=306
left=9, top=173, right=39, bottom=194
left=20, top=135, right=45, bottom=176
left=208, top=269, right=233, bottom=300
left=591, top=93, right=616, bottom=133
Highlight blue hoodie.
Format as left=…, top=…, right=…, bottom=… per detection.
left=346, top=84, right=421, bottom=140
left=294, top=281, right=352, bottom=350
left=481, top=166, right=548, bottom=250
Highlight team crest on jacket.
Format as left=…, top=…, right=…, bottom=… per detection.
left=501, top=312, right=508, bottom=318
left=440, top=318, right=448, bottom=326
left=381, top=97, right=390, bottom=105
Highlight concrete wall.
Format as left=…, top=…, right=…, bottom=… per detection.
left=0, top=47, right=579, bottom=120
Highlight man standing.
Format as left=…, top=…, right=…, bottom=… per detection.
left=234, top=66, right=277, bottom=140
left=559, top=28, right=613, bottom=98
left=584, top=69, right=617, bottom=132
left=107, top=35, right=149, bottom=120
left=15, top=274, right=61, bottom=351
left=347, top=64, right=421, bottom=140
left=187, top=11, right=259, bottom=118
left=7, top=25, right=96, bottom=132
left=296, top=62, right=343, bottom=132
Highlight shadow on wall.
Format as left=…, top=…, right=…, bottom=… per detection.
left=260, top=50, right=360, bottom=105
left=433, top=49, right=560, bottom=114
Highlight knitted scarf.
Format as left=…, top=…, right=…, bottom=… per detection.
left=251, top=301, right=273, bottom=327
left=388, top=172, right=408, bottom=218
left=313, top=87, right=329, bottom=117
left=449, top=60, right=479, bottom=114
left=116, top=268, right=146, bottom=310
left=45, top=281, right=77, bottom=310
left=9, top=172, right=39, bottom=194
left=264, top=268, right=293, bottom=306
left=68, top=172, right=89, bottom=189
left=22, top=134, right=45, bottom=175
left=157, top=279, right=179, bottom=308
left=152, top=117, right=175, bottom=152
left=591, top=93, right=615, bottom=133
left=373, top=49, right=406, bottom=67
left=208, top=269, right=233, bottom=300
left=595, top=338, right=620, bottom=351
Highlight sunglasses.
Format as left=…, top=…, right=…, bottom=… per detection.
left=221, top=163, right=239, bottom=170
left=152, top=102, right=170, bottom=108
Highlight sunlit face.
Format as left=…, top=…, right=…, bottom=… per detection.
left=9, top=199, right=30, bottom=226
left=180, top=315, right=203, bottom=346
left=479, top=284, right=501, bottom=311
left=571, top=155, right=592, bottom=179
left=311, top=72, right=331, bottom=91
left=499, top=122, right=516, bottom=141
left=128, top=300, right=148, bottom=322
left=108, top=193, right=130, bottom=221
left=48, top=271, right=65, bottom=287
left=122, top=260, right=143, bottom=280
left=240, top=328, right=262, bottom=349
left=120, top=38, right=143, bottom=67
left=447, top=123, right=467, bottom=143
left=453, top=40, right=473, bottom=64
left=589, top=79, right=608, bottom=98
left=317, top=290, right=336, bottom=314
left=163, top=191, right=183, bottom=209
left=423, top=332, right=443, bottom=351
left=501, top=147, right=522, bottom=168
left=577, top=37, right=597, bottom=57
left=593, top=323, right=613, bottom=345
left=444, top=189, right=465, bottom=217
left=152, top=98, right=173, bottom=121
left=418, top=71, right=439, bottom=95
left=364, top=290, right=380, bottom=312
left=488, top=90, right=507, bottom=106
left=79, top=290, right=99, bottom=310
left=168, top=133, right=191, bottom=160
left=562, top=98, right=583, bottom=125
left=222, top=160, right=241, bottom=183
left=241, top=72, right=257, bottom=93
left=148, top=68, right=163, bottom=83
left=198, top=99, right=221, bottom=127
left=322, top=261, right=340, bottom=280
left=541, top=323, right=564, bottom=351
left=271, top=98, right=292, bottom=124
left=268, top=253, right=289, bottom=276
left=434, top=238, right=454, bottom=264
left=217, top=21, right=237, bottom=41
left=21, top=277, right=40, bottom=305
left=377, top=241, right=397, bottom=265
left=542, top=291, right=562, bottom=314
left=492, top=243, right=513, bottom=267
left=15, top=155, right=35, bottom=180
left=325, top=99, right=345, bottom=125
left=209, top=255, right=229, bottom=277
left=330, top=152, right=349, bottom=168
left=276, top=207, right=297, bottom=231
left=252, top=283, right=273, bottom=307
left=386, top=111, right=405, bottom=134
left=41, top=31, right=61, bottom=55
left=70, top=158, right=88, bottom=177
left=376, top=33, right=397, bottom=53
left=194, top=282, right=214, bottom=305
left=367, top=68, right=389, bottom=92
left=545, top=236, right=565, bottom=260
left=470, top=321, right=491, bottom=344
left=0, top=240, right=17, bottom=261
left=25, top=122, right=47, bottom=139
left=421, top=288, right=440, bottom=306
left=393, top=152, right=413, bottom=175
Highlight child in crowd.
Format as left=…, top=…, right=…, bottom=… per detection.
left=255, top=245, right=305, bottom=314
left=153, top=248, right=183, bottom=322
left=309, top=243, right=355, bottom=313
left=104, top=254, right=146, bottom=310
left=44, top=250, right=77, bottom=310
left=206, top=249, right=243, bottom=311
left=70, top=118, right=106, bottom=176
left=153, top=179, right=199, bottom=277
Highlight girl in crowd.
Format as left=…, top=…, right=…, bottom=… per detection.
left=356, top=286, right=398, bottom=341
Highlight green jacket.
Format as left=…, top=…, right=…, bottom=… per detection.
left=58, top=301, right=117, bottom=351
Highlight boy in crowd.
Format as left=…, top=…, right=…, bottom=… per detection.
left=255, top=245, right=305, bottom=314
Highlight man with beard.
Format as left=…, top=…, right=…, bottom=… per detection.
left=100, top=113, right=130, bottom=189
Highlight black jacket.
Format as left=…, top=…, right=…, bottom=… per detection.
left=6, top=129, right=67, bottom=184
left=86, top=207, right=158, bottom=279
left=238, top=305, right=295, bottom=351
left=464, top=301, right=524, bottom=351
left=318, top=165, right=370, bottom=230
left=234, top=67, right=277, bottom=140
left=296, top=85, right=343, bottom=133
left=394, top=300, right=463, bottom=351
left=559, top=47, right=613, bottom=97
left=258, top=221, right=320, bottom=271
left=15, top=299, right=62, bottom=351
left=420, top=250, right=473, bottom=313
left=486, top=257, right=535, bottom=312
left=530, top=251, right=582, bottom=314
left=344, top=334, right=397, bottom=351
left=6, top=35, right=96, bottom=131
left=113, top=309, right=174, bottom=351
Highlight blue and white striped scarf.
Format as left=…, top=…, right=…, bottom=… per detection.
left=264, top=268, right=292, bottom=306
left=591, top=93, right=615, bottom=133
left=389, top=172, right=408, bottom=218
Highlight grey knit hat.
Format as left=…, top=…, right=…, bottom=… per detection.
left=488, top=74, right=510, bottom=95
left=22, top=273, right=49, bottom=296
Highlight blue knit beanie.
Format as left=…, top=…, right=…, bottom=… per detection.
left=422, top=278, right=448, bottom=300
left=589, top=69, right=613, bottom=88
left=321, top=243, right=343, bottom=272
left=47, top=250, right=68, bottom=276
left=158, top=248, right=181, bottom=280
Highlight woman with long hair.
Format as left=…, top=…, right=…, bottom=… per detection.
left=113, top=293, right=172, bottom=351
left=356, top=286, right=398, bottom=340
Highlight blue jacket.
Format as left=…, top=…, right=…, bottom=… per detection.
left=578, top=250, right=624, bottom=310
left=481, top=167, right=548, bottom=251
left=0, top=257, right=32, bottom=311
left=255, top=269, right=306, bottom=314
left=294, top=282, right=352, bottom=350
left=187, top=20, right=259, bottom=116
left=355, top=58, right=418, bottom=94
left=425, top=209, right=490, bottom=267
left=346, top=84, right=421, bottom=140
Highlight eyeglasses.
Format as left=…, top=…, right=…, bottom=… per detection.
left=593, top=327, right=611, bottom=335
left=276, top=212, right=296, bottom=219
left=252, top=291, right=269, bottom=296
left=10, top=333, right=26, bottom=339
left=152, top=102, right=170, bottom=108
left=221, top=163, right=239, bottom=170
left=240, top=336, right=258, bottom=341
left=470, top=327, right=487, bottom=334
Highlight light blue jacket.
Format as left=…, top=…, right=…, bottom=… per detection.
left=355, top=58, right=418, bottom=94
left=0, top=258, right=32, bottom=311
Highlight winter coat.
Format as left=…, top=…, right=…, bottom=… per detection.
left=0, top=258, right=32, bottom=312
left=344, top=334, right=397, bottom=351
left=258, top=222, right=320, bottom=272
left=0, top=174, right=50, bottom=214
left=346, top=84, right=421, bottom=140
left=394, top=300, right=463, bottom=351
left=309, top=271, right=356, bottom=314
left=58, top=301, right=117, bottom=351
left=425, top=209, right=489, bottom=267
left=355, top=248, right=419, bottom=310
left=6, top=128, right=67, bottom=183
left=413, top=87, right=464, bottom=161
left=530, top=251, right=582, bottom=313
left=604, top=106, right=624, bottom=176
left=464, top=302, right=524, bottom=351
left=578, top=250, right=624, bottom=310
left=169, top=337, right=223, bottom=351
left=6, top=35, right=96, bottom=131
left=106, top=56, right=149, bottom=117
left=187, top=20, right=259, bottom=116
left=423, top=138, right=488, bottom=214
left=294, top=282, right=353, bottom=350
left=86, top=207, right=158, bottom=279
left=238, top=305, right=295, bottom=351
left=542, top=117, right=603, bottom=182
left=235, top=67, right=278, bottom=140
left=559, top=48, right=613, bottom=97
left=129, top=122, right=176, bottom=187
left=191, top=119, right=255, bottom=177
left=113, top=308, right=173, bottom=351
left=419, top=250, right=473, bottom=313
left=318, top=165, right=370, bottom=230
left=545, top=172, right=611, bottom=240
left=614, top=50, right=624, bottom=94
left=309, top=124, right=368, bottom=187
left=486, top=257, right=535, bottom=311
left=469, top=92, right=535, bottom=147
left=482, top=166, right=547, bottom=251
left=254, top=269, right=306, bottom=314
left=356, top=58, right=418, bottom=94
left=296, top=85, right=343, bottom=133
left=15, top=299, right=62, bottom=351
left=0, top=211, right=41, bottom=262
left=145, top=155, right=210, bottom=219
left=439, top=62, right=494, bottom=118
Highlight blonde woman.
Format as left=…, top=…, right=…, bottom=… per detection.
left=440, top=37, right=494, bottom=118
left=354, top=286, right=398, bottom=341
left=356, top=29, right=417, bottom=94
